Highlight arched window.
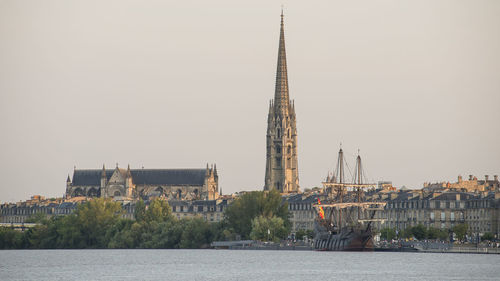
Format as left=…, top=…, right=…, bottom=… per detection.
left=277, top=128, right=281, bottom=138
left=287, top=145, right=292, bottom=155
left=276, top=145, right=281, bottom=154
left=87, top=188, right=98, bottom=197
left=114, top=191, right=121, bottom=197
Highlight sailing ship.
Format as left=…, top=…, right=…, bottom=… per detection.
left=313, top=147, right=386, bottom=251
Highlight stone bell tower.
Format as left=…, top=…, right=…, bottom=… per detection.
left=264, top=12, right=299, bottom=193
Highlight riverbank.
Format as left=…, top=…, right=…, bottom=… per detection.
left=212, top=240, right=500, bottom=254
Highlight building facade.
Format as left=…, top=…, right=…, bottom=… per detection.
left=66, top=164, right=220, bottom=201
left=264, top=13, right=299, bottom=193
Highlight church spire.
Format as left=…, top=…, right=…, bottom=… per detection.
left=274, top=10, right=289, bottom=110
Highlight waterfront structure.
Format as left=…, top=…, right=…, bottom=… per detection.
left=283, top=174, right=500, bottom=240
left=264, top=13, right=299, bottom=193
left=65, top=164, right=219, bottom=201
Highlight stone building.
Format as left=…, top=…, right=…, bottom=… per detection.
left=383, top=190, right=500, bottom=238
left=170, top=199, right=230, bottom=223
left=423, top=174, right=499, bottom=193
left=285, top=194, right=321, bottom=233
left=264, top=13, right=299, bottom=193
left=65, top=164, right=220, bottom=201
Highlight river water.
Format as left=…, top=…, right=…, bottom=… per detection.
left=0, top=249, right=499, bottom=280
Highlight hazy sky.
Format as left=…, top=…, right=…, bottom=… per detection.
left=1, top=0, right=499, bottom=202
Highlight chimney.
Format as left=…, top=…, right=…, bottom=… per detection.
left=469, top=175, right=473, bottom=181
left=495, top=175, right=498, bottom=182
left=458, top=175, right=462, bottom=183
left=485, top=175, right=489, bottom=182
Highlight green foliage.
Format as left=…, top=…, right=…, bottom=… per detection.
left=452, top=224, right=468, bottom=241
left=76, top=198, right=123, bottom=248
left=249, top=215, right=288, bottom=242
left=0, top=227, right=26, bottom=249
left=410, top=224, right=427, bottom=240
left=223, top=190, right=290, bottom=239
left=0, top=193, right=290, bottom=249
left=481, top=232, right=494, bottom=241
left=380, top=227, right=396, bottom=241
left=426, top=227, right=449, bottom=240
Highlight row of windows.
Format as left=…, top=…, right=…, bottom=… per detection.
left=171, top=205, right=224, bottom=213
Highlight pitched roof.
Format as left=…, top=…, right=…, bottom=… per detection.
left=72, top=170, right=113, bottom=186
left=130, top=169, right=206, bottom=186
left=72, top=168, right=206, bottom=187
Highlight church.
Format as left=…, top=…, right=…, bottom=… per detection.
left=65, top=164, right=220, bottom=201
left=264, top=12, right=300, bottom=193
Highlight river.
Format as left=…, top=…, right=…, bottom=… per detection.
left=0, top=249, right=499, bottom=280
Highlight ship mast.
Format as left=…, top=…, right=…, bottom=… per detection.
left=335, top=148, right=345, bottom=228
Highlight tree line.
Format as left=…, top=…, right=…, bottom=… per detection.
left=0, top=189, right=291, bottom=249
left=379, top=223, right=495, bottom=242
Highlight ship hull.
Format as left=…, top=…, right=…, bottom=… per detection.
left=314, top=228, right=373, bottom=252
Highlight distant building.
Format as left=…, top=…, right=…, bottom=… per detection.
left=423, top=174, right=499, bottom=193
left=170, top=199, right=230, bottom=223
left=66, top=164, right=220, bottom=201
left=285, top=194, right=321, bottom=233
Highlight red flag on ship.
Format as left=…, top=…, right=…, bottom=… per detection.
left=317, top=198, right=325, bottom=219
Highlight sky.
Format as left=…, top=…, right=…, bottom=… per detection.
left=1, top=0, right=499, bottom=203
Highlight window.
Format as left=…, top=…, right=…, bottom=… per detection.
left=276, top=145, right=281, bottom=154
left=450, top=212, right=455, bottom=221
left=430, top=212, right=435, bottom=220
left=276, top=157, right=281, bottom=167
left=441, top=212, right=445, bottom=221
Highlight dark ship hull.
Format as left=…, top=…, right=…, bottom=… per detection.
left=314, top=226, right=374, bottom=251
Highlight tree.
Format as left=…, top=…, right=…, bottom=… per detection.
left=249, top=215, right=288, bottom=242
left=223, top=190, right=290, bottom=239
left=380, top=227, right=396, bottom=241
left=427, top=227, right=448, bottom=241
left=75, top=198, right=123, bottom=247
left=134, top=200, right=146, bottom=221
left=411, top=224, right=426, bottom=240
left=481, top=232, right=494, bottom=242
left=452, top=224, right=468, bottom=242
left=145, top=198, right=173, bottom=223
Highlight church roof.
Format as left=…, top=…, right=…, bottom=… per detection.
left=130, top=169, right=206, bottom=186
left=72, top=170, right=113, bottom=186
left=71, top=168, right=206, bottom=186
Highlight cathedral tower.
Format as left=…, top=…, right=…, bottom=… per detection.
left=264, top=12, right=299, bottom=193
